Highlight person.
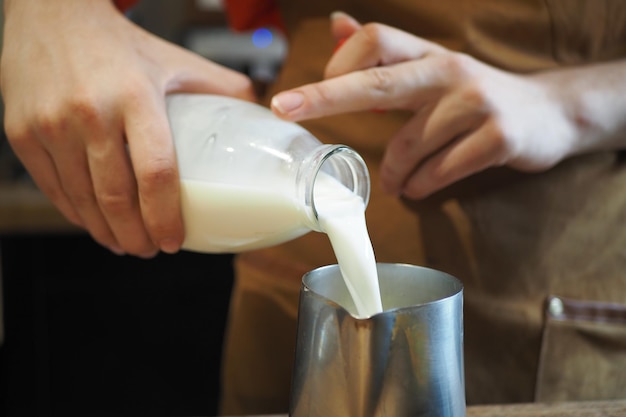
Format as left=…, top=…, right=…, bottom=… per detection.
left=2, top=0, right=626, bottom=415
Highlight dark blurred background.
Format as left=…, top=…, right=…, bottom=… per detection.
left=0, top=235, right=235, bottom=416
left=0, top=1, right=286, bottom=415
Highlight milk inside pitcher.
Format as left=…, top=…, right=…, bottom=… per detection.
left=166, top=94, right=370, bottom=253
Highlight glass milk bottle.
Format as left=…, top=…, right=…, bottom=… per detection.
left=167, top=93, right=370, bottom=253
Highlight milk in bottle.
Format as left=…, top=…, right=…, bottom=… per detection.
left=168, top=94, right=383, bottom=318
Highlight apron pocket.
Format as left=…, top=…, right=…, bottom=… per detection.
left=535, top=295, right=626, bottom=402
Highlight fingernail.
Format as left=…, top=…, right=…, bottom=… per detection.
left=271, top=92, right=304, bottom=115
left=330, top=10, right=350, bottom=20
left=109, top=245, right=126, bottom=256
left=159, top=238, right=181, bottom=254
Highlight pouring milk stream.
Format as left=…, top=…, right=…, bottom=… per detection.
left=313, top=175, right=382, bottom=317
left=169, top=94, right=383, bottom=318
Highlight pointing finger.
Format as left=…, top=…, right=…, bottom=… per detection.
left=271, top=58, right=447, bottom=121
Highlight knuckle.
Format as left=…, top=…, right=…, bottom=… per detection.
left=33, top=108, right=68, bottom=139
left=435, top=52, right=475, bottom=79
left=147, top=222, right=178, bottom=242
left=65, top=92, right=106, bottom=127
left=97, top=188, right=135, bottom=216
left=118, top=80, right=146, bottom=105
left=137, top=159, right=178, bottom=192
left=311, top=83, right=339, bottom=106
left=23, top=93, right=106, bottom=142
left=428, top=163, right=450, bottom=185
left=457, top=84, right=489, bottom=111
left=361, top=23, right=386, bottom=51
left=3, top=120, right=33, bottom=149
left=366, top=67, right=394, bottom=94
left=67, top=189, right=98, bottom=211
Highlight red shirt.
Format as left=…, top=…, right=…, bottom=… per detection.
left=113, top=0, right=283, bottom=31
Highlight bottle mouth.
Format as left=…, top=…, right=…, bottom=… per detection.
left=302, top=144, right=371, bottom=231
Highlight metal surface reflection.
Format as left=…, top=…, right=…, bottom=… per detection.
left=290, top=263, right=465, bottom=417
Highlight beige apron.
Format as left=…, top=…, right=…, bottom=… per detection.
left=219, top=1, right=626, bottom=414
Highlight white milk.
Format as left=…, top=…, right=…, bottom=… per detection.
left=180, top=179, right=310, bottom=253
left=315, top=175, right=383, bottom=318
left=180, top=173, right=383, bottom=319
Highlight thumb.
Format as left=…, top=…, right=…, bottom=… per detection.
left=330, top=11, right=362, bottom=42
left=166, top=44, right=256, bottom=102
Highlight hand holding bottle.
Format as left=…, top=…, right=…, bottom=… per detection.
left=0, top=0, right=255, bottom=257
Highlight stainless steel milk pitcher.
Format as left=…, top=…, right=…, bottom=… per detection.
left=290, top=263, right=465, bottom=417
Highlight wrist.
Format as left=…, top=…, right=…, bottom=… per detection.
left=566, top=63, right=626, bottom=154
left=535, top=61, right=626, bottom=156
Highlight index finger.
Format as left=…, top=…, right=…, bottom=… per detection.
left=124, top=92, right=184, bottom=253
left=271, top=58, right=448, bottom=121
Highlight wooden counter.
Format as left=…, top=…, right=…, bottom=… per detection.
left=251, top=401, right=626, bottom=417
left=465, top=400, right=626, bottom=416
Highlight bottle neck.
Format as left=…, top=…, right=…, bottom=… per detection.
left=297, top=144, right=371, bottom=231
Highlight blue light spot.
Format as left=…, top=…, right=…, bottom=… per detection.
left=252, top=28, right=273, bottom=49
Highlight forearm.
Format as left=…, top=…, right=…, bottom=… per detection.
left=536, top=59, right=626, bottom=156
left=4, top=0, right=115, bottom=13
left=3, top=0, right=122, bottom=36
